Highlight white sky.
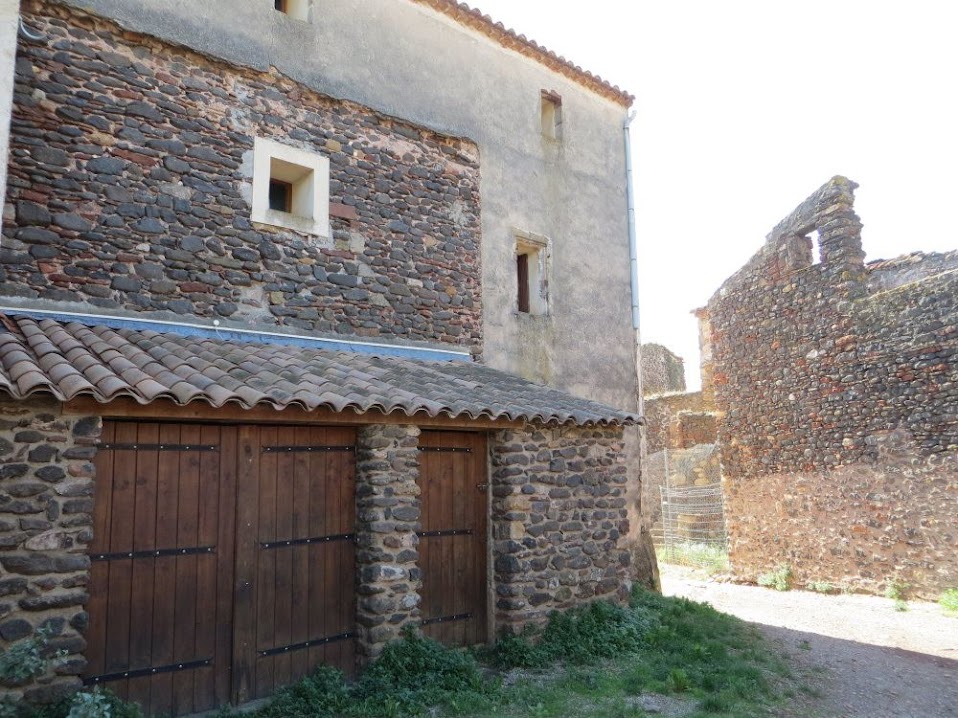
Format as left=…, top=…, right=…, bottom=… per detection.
left=470, top=0, right=958, bottom=390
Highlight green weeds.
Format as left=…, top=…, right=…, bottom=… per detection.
left=757, top=564, right=793, bottom=592
left=940, top=588, right=958, bottom=615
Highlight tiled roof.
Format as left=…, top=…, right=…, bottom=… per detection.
left=414, top=1, right=634, bottom=107
left=0, top=315, right=639, bottom=426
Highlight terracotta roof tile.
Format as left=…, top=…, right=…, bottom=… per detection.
left=0, top=315, right=639, bottom=426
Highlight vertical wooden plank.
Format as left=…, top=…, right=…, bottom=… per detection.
left=289, top=427, right=310, bottom=682
left=150, top=423, right=181, bottom=716
left=452, top=440, right=469, bottom=646
left=104, top=422, right=139, bottom=700
left=192, top=425, right=222, bottom=712
left=215, top=426, right=238, bottom=707
left=127, top=423, right=159, bottom=709
left=172, top=425, right=201, bottom=715
left=326, top=428, right=344, bottom=671
left=255, top=427, right=278, bottom=698
left=306, top=429, right=328, bottom=674
left=272, top=440, right=294, bottom=689
left=86, top=421, right=115, bottom=681
left=232, top=425, right=261, bottom=705
left=439, top=436, right=455, bottom=645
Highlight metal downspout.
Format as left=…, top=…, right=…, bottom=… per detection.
left=623, top=111, right=643, bottom=416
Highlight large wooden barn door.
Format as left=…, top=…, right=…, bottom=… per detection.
left=417, top=431, right=488, bottom=646
left=86, top=422, right=236, bottom=716
left=88, top=422, right=356, bottom=716
left=232, top=426, right=357, bottom=704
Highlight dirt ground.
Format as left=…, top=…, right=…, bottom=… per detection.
left=660, top=565, right=958, bottom=718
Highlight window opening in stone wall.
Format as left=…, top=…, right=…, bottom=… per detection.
left=807, top=229, right=822, bottom=264
left=273, top=0, right=309, bottom=21
left=517, top=252, right=531, bottom=313
left=268, top=179, right=292, bottom=213
left=541, top=90, right=562, bottom=140
left=515, top=232, right=550, bottom=316
left=252, top=137, right=330, bottom=238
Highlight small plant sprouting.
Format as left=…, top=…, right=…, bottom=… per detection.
left=805, top=580, right=834, bottom=594
left=885, top=574, right=910, bottom=611
left=940, top=588, right=958, bottom=616
left=757, top=564, right=793, bottom=592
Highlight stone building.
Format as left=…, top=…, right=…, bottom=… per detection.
left=701, top=176, right=958, bottom=598
left=0, top=0, right=652, bottom=713
left=640, top=343, right=685, bottom=397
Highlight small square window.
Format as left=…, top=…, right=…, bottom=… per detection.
left=252, top=137, right=330, bottom=238
left=541, top=90, right=562, bottom=141
left=515, top=231, right=550, bottom=316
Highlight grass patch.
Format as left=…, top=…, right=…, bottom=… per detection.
left=805, top=580, right=834, bottom=594
left=656, top=542, right=729, bottom=573
left=757, top=564, right=792, bottom=592
left=214, top=587, right=800, bottom=718
left=940, top=588, right=958, bottom=615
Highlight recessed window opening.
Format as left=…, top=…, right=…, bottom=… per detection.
left=540, top=90, right=562, bottom=140
left=252, top=137, right=330, bottom=238
left=269, top=157, right=314, bottom=218
left=807, top=229, right=822, bottom=264
left=515, top=231, right=550, bottom=316
left=273, top=0, right=309, bottom=21
left=516, top=252, right=531, bottom=313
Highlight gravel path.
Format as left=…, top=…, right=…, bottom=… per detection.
left=660, top=566, right=958, bottom=718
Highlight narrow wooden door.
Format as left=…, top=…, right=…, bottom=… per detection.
left=232, top=426, right=357, bottom=704
left=86, top=422, right=236, bottom=716
left=418, top=431, right=488, bottom=646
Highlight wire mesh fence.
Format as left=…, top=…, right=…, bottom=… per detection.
left=653, top=448, right=728, bottom=570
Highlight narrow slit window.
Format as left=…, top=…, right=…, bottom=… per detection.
left=273, top=0, right=309, bottom=21
left=541, top=90, right=562, bottom=140
left=274, top=0, right=287, bottom=11
left=517, top=252, right=531, bottom=314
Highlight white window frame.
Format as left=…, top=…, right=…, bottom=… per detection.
left=251, top=136, right=330, bottom=239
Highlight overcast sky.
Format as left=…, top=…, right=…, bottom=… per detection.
left=470, top=0, right=958, bottom=390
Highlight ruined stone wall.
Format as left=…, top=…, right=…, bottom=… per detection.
left=726, top=431, right=957, bottom=599
left=2, top=1, right=482, bottom=352
left=642, top=391, right=709, bottom=456
left=641, top=344, right=686, bottom=397
left=707, top=176, right=958, bottom=596
left=491, top=425, right=632, bottom=630
left=0, top=396, right=99, bottom=705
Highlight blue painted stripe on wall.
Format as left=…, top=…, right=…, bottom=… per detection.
left=4, top=308, right=471, bottom=363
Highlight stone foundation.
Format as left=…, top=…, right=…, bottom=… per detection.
left=354, top=424, right=422, bottom=662
left=491, top=425, right=632, bottom=631
left=0, top=396, right=99, bottom=705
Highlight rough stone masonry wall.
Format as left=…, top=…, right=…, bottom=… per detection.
left=354, top=424, right=422, bottom=663
left=707, top=176, right=958, bottom=596
left=2, top=1, right=482, bottom=352
left=491, top=425, right=632, bottom=631
left=641, top=343, right=686, bottom=397
left=0, top=396, right=99, bottom=705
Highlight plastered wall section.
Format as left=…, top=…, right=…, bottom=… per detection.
left=52, top=0, right=639, bottom=413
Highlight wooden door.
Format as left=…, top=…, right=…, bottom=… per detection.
left=232, top=426, right=357, bottom=704
left=418, top=431, right=488, bottom=646
left=86, top=422, right=236, bottom=716
left=88, top=422, right=357, bottom=716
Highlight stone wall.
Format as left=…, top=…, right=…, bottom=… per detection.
left=641, top=343, right=686, bottom=397
left=0, top=396, right=99, bottom=705
left=642, top=391, right=710, bottom=456
left=726, top=431, right=957, bottom=599
left=490, top=425, right=632, bottom=630
left=706, top=176, right=958, bottom=596
left=354, top=424, right=422, bottom=663
left=2, top=1, right=482, bottom=352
